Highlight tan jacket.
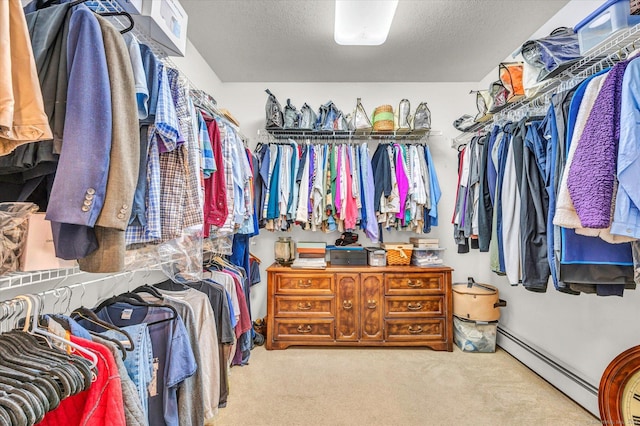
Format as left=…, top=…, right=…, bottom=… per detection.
left=0, top=0, right=53, bottom=155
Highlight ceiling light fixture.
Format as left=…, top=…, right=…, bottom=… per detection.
left=334, top=0, right=399, bottom=46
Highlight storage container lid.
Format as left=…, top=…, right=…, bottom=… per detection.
left=365, top=247, right=386, bottom=254
left=574, top=0, right=624, bottom=32
left=452, top=277, right=498, bottom=296
left=382, top=243, right=413, bottom=250
left=409, top=237, right=439, bottom=244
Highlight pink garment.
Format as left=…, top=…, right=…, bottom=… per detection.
left=227, top=271, right=252, bottom=338
left=335, top=146, right=342, bottom=216
left=344, top=146, right=358, bottom=229
left=395, top=144, right=409, bottom=224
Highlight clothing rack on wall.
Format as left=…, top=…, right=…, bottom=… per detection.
left=451, top=22, right=640, bottom=150
left=0, top=252, right=202, bottom=318
left=192, top=89, right=249, bottom=144
left=85, top=0, right=249, bottom=144
left=257, top=128, right=441, bottom=144
left=0, top=271, right=144, bottom=335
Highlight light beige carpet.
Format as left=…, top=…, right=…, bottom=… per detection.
left=213, top=346, right=598, bottom=426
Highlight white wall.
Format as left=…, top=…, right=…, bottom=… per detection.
left=169, top=39, right=223, bottom=96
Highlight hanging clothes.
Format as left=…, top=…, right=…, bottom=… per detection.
left=77, top=13, right=140, bottom=273
left=92, top=302, right=197, bottom=426
left=45, top=5, right=113, bottom=261
left=613, top=57, right=640, bottom=239
left=0, top=0, right=53, bottom=155
left=254, top=140, right=440, bottom=239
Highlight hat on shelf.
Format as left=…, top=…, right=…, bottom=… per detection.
left=220, top=108, right=240, bottom=127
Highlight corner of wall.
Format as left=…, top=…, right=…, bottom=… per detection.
left=169, top=38, right=223, bottom=98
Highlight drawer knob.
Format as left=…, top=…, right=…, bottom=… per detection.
left=297, top=302, right=312, bottom=311
left=408, top=325, right=423, bottom=334
left=407, top=280, right=423, bottom=288
left=297, top=325, right=312, bottom=333
left=367, top=299, right=377, bottom=309
left=342, top=300, right=353, bottom=310
left=297, top=279, right=312, bottom=288
left=407, top=302, right=423, bottom=311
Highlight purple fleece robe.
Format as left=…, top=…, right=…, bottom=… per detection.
left=567, top=59, right=631, bottom=228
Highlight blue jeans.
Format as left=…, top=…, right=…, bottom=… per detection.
left=104, top=323, right=153, bottom=421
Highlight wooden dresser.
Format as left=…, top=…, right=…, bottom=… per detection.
left=266, top=263, right=453, bottom=351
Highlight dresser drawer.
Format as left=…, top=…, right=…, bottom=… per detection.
left=385, top=273, right=445, bottom=295
left=275, top=274, right=333, bottom=294
left=273, top=319, right=335, bottom=341
left=384, top=296, right=445, bottom=317
left=384, top=319, right=446, bottom=341
left=274, top=296, right=334, bottom=317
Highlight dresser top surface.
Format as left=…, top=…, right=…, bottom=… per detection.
left=266, top=263, right=453, bottom=273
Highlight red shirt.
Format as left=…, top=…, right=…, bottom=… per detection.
left=202, top=113, right=228, bottom=236
left=38, top=335, right=125, bottom=426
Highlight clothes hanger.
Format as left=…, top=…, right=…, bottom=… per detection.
left=132, top=284, right=164, bottom=299
left=50, top=308, right=129, bottom=357
left=64, top=0, right=135, bottom=34
left=70, top=307, right=135, bottom=352
left=95, top=11, right=135, bottom=34
left=92, top=292, right=179, bottom=326
left=92, top=291, right=146, bottom=313
left=153, top=279, right=191, bottom=292
left=0, top=364, right=61, bottom=411
left=0, top=330, right=90, bottom=397
left=18, top=292, right=95, bottom=390
left=17, top=295, right=99, bottom=372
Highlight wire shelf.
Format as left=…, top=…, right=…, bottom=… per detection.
left=259, top=128, right=441, bottom=142
left=453, top=23, right=640, bottom=147
left=0, top=266, right=81, bottom=292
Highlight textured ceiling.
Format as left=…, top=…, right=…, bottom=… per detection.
left=181, top=0, right=571, bottom=83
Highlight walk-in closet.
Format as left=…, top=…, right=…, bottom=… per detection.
left=1, top=0, right=639, bottom=424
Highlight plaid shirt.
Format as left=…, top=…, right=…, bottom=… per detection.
left=156, top=68, right=202, bottom=241
left=155, top=64, right=183, bottom=153
left=167, top=68, right=203, bottom=232
left=126, top=125, right=161, bottom=245
left=159, top=148, right=186, bottom=241
left=198, top=110, right=216, bottom=177
left=218, top=122, right=236, bottom=235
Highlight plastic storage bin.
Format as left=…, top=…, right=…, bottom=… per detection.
left=366, top=247, right=387, bottom=266
left=453, top=316, right=498, bottom=353
left=411, top=248, right=445, bottom=266
left=575, top=0, right=640, bottom=54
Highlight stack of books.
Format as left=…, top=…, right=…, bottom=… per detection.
left=292, top=242, right=327, bottom=269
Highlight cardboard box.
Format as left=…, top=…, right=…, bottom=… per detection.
left=19, top=213, right=77, bottom=271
